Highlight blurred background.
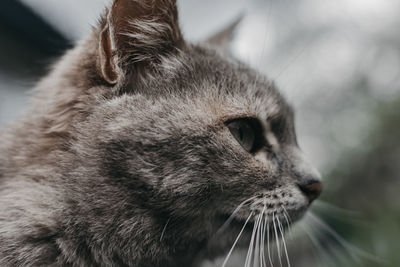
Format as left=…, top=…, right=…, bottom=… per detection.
left=1, top=0, right=399, bottom=266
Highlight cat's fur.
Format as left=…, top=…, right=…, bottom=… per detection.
left=0, top=0, right=322, bottom=266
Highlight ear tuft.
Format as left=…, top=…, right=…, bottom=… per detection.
left=206, top=15, right=243, bottom=55
left=98, top=0, right=184, bottom=84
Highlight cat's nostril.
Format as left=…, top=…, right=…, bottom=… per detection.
left=297, top=180, right=322, bottom=203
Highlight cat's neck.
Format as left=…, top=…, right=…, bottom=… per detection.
left=60, top=188, right=207, bottom=266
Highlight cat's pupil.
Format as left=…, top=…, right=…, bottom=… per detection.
left=239, top=127, right=244, bottom=141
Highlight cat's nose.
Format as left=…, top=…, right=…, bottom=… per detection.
left=297, top=179, right=322, bottom=203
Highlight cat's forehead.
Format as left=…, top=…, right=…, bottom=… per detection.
left=119, top=45, right=293, bottom=126
left=190, top=83, right=293, bottom=125
left=173, top=45, right=293, bottom=122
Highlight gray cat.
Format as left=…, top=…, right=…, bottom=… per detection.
left=0, top=0, right=322, bottom=266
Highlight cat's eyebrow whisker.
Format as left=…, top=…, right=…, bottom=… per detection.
left=273, top=35, right=315, bottom=80
left=221, top=211, right=254, bottom=267
left=277, top=217, right=291, bottom=267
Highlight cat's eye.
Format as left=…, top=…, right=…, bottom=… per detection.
left=226, top=118, right=264, bottom=153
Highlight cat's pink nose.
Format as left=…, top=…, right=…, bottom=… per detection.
left=298, top=180, right=322, bottom=203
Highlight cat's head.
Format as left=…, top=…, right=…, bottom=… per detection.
left=61, top=0, right=322, bottom=251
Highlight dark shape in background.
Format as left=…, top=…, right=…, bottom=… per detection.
left=0, top=0, right=71, bottom=125
left=0, top=0, right=71, bottom=55
left=0, top=0, right=70, bottom=78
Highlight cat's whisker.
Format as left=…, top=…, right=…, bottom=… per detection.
left=281, top=206, right=292, bottom=236
left=282, top=213, right=291, bottom=236
left=272, top=213, right=283, bottom=267
left=259, top=214, right=264, bottom=267
left=253, top=216, right=263, bottom=267
left=257, top=203, right=267, bottom=267
left=259, top=0, right=273, bottom=69
left=307, top=212, right=381, bottom=263
left=221, top=211, right=254, bottom=267
left=254, top=213, right=262, bottom=267
left=160, top=218, right=171, bottom=242
left=266, top=216, right=273, bottom=267
left=261, top=204, right=267, bottom=267
left=277, top=217, right=291, bottom=267
left=312, top=200, right=365, bottom=224
left=243, top=224, right=251, bottom=267
left=313, top=200, right=362, bottom=217
left=249, top=212, right=263, bottom=267
left=281, top=206, right=292, bottom=225
left=301, top=222, right=351, bottom=266
left=252, top=213, right=263, bottom=267
left=273, top=35, right=317, bottom=80
left=300, top=224, right=330, bottom=265
left=244, top=212, right=260, bottom=267
left=216, top=196, right=257, bottom=236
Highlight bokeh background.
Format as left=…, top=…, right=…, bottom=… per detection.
left=1, top=0, right=399, bottom=266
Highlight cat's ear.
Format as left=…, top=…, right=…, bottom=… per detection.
left=98, top=0, right=184, bottom=84
left=205, top=15, right=243, bottom=55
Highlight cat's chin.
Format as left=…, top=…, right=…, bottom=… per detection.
left=212, top=209, right=307, bottom=254
left=210, top=212, right=294, bottom=255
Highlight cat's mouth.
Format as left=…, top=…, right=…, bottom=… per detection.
left=211, top=211, right=292, bottom=255
left=217, top=209, right=294, bottom=240
left=215, top=190, right=310, bottom=243
left=217, top=199, right=309, bottom=238
left=227, top=212, right=291, bottom=231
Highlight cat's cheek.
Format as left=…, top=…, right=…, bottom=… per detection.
left=252, top=150, right=279, bottom=172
